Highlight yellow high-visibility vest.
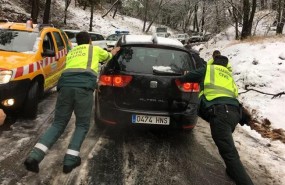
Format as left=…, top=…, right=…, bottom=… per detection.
left=199, top=65, right=238, bottom=101
left=64, top=44, right=112, bottom=75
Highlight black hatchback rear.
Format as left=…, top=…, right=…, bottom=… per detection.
left=95, top=35, right=200, bottom=130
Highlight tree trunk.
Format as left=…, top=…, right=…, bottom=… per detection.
left=102, top=0, right=119, bottom=18
left=232, top=6, right=239, bottom=39
left=248, top=0, right=257, bottom=32
left=276, top=0, right=284, bottom=34
left=43, top=0, right=51, bottom=24
left=200, top=0, right=206, bottom=33
left=89, top=0, right=94, bottom=31
left=272, top=0, right=278, bottom=10
left=145, top=0, right=163, bottom=33
left=30, top=0, right=39, bottom=23
left=83, top=0, right=88, bottom=10
left=194, top=3, right=199, bottom=32
left=64, top=0, right=72, bottom=24
left=214, top=1, right=221, bottom=33
left=112, top=2, right=119, bottom=18
left=142, top=0, right=149, bottom=32
left=260, top=0, right=266, bottom=9
left=241, top=0, right=257, bottom=40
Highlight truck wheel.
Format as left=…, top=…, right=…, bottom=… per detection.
left=23, top=81, right=39, bottom=119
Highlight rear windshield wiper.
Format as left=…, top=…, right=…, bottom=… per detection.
left=153, top=66, right=182, bottom=76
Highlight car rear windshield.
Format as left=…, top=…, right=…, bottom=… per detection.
left=114, top=46, right=194, bottom=74
left=0, top=30, right=38, bottom=52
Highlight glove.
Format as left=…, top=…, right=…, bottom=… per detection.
left=239, top=105, right=252, bottom=126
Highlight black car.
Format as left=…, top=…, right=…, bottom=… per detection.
left=95, top=35, right=200, bottom=130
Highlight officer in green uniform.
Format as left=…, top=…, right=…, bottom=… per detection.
left=207, top=50, right=232, bottom=72
left=24, top=31, right=120, bottom=174
left=178, top=55, right=254, bottom=185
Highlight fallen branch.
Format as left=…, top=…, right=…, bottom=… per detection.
left=239, top=85, right=285, bottom=99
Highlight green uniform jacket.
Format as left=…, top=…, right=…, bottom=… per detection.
left=178, top=66, right=239, bottom=110
left=57, top=45, right=112, bottom=91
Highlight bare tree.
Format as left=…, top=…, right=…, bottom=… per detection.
left=226, top=0, right=243, bottom=39
left=145, top=0, right=168, bottom=33
left=30, top=0, right=39, bottom=23
left=241, top=0, right=257, bottom=40
left=102, top=0, right=120, bottom=18
left=200, top=0, right=206, bottom=33
left=43, top=0, right=51, bottom=24
left=112, top=0, right=122, bottom=18
left=89, top=0, right=94, bottom=31
left=142, top=0, right=149, bottom=32
left=253, top=11, right=274, bottom=35
left=276, top=0, right=284, bottom=34
left=193, top=2, right=199, bottom=32
left=64, top=0, right=73, bottom=24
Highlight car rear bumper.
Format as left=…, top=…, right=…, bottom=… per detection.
left=96, top=98, right=198, bottom=129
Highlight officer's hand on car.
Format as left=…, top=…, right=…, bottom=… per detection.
left=110, top=47, right=120, bottom=56
left=239, top=105, right=252, bottom=126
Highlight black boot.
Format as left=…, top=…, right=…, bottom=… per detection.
left=24, top=157, right=40, bottom=173
left=63, top=156, right=81, bottom=174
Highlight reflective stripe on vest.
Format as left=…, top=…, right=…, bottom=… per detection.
left=202, top=65, right=238, bottom=101
left=63, top=45, right=97, bottom=76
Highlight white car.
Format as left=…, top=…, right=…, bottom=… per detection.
left=176, top=33, right=190, bottom=44
left=155, top=32, right=171, bottom=38
left=106, top=31, right=130, bottom=49
left=63, top=29, right=107, bottom=50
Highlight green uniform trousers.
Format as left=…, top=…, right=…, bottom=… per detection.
left=209, top=105, right=254, bottom=185
left=29, top=87, right=93, bottom=164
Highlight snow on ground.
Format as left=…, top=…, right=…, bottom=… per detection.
left=62, top=3, right=285, bottom=182
left=1, top=1, right=285, bottom=184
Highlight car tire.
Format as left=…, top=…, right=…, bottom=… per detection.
left=23, top=81, right=39, bottom=119
left=94, top=96, right=105, bottom=129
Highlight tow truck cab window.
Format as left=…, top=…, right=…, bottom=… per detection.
left=53, top=31, right=65, bottom=50
left=43, top=32, right=55, bottom=52
left=60, top=30, right=69, bottom=48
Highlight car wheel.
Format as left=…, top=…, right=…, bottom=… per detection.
left=23, top=81, right=39, bottom=119
left=94, top=96, right=105, bottom=129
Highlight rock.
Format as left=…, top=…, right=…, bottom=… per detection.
left=279, top=52, right=285, bottom=60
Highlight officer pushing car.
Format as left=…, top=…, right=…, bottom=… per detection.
left=176, top=54, right=254, bottom=185
left=24, top=31, right=120, bottom=174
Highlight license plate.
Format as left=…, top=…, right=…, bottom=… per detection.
left=132, top=114, right=170, bottom=125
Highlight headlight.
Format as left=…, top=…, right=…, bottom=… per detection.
left=0, top=70, right=12, bottom=84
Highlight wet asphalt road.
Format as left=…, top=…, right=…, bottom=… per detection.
left=0, top=91, right=235, bottom=185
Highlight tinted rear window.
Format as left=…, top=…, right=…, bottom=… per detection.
left=114, top=46, right=193, bottom=74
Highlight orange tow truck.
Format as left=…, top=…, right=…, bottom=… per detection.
left=0, top=20, right=71, bottom=118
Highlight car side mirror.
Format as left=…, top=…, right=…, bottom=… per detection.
left=41, top=49, right=55, bottom=57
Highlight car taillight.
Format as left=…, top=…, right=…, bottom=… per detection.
left=99, top=75, right=132, bottom=87
left=99, top=75, right=113, bottom=86
left=175, top=79, right=200, bottom=92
